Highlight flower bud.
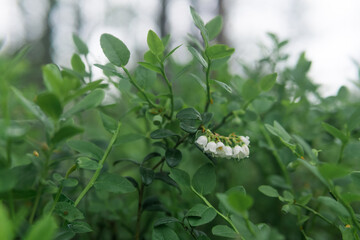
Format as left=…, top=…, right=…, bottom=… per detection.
left=240, top=136, right=250, bottom=146
left=196, top=136, right=208, bottom=148
left=205, top=141, right=217, bottom=155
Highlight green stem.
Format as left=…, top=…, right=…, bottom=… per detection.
left=190, top=186, right=242, bottom=238
left=294, top=203, right=334, bottom=226
left=259, top=122, right=292, bottom=187
left=74, top=122, right=121, bottom=207
left=48, top=164, right=77, bottom=215
left=160, top=65, right=174, bottom=119
left=29, top=184, right=43, bottom=224
left=135, top=183, right=144, bottom=240
left=122, top=66, right=157, bottom=108
left=204, top=60, right=212, bottom=112
left=331, top=188, right=360, bottom=232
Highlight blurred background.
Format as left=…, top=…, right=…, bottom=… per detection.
left=1, top=0, right=360, bottom=96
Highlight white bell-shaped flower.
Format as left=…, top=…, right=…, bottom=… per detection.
left=233, top=145, right=246, bottom=159
left=240, top=136, right=250, bottom=146
left=242, top=144, right=250, bottom=157
left=224, top=146, right=233, bottom=159
left=204, top=141, right=217, bottom=155
left=196, top=135, right=208, bottom=149
left=216, top=141, right=226, bottom=158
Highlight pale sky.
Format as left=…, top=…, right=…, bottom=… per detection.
left=1, top=0, right=360, bottom=96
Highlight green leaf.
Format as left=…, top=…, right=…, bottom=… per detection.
left=67, top=140, right=104, bottom=161
left=205, top=16, right=223, bottom=41
left=152, top=225, right=180, bottom=240
left=42, top=64, right=64, bottom=98
left=100, top=112, right=118, bottom=134
left=228, top=191, right=253, bottom=213
left=62, top=178, right=78, bottom=188
left=242, top=80, right=261, bottom=101
left=187, top=46, right=208, bottom=68
left=65, top=79, right=104, bottom=102
left=164, top=44, right=182, bottom=60
left=100, top=33, right=130, bottom=66
left=322, top=122, right=348, bottom=144
left=212, top=225, right=239, bottom=238
left=24, top=215, right=57, bottom=240
left=12, top=87, right=54, bottom=132
left=76, top=157, right=99, bottom=170
left=51, top=125, right=83, bottom=145
left=154, top=172, right=180, bottom=191
left=298, top=159, right=329, bottom=187
left=0, top=203, right=13, bottom=240
left=54, top=202, right=84, bottom=222
left=138, top=62, right=162, bottom=73
left=260, top=73, right=277, bottom=92
left=140, top=167, right=155, bottom=186
left=144, top=51, right=158, bottom=64
left=165, top=149, right=182, bottom=168
left=319, top=163, right=350, bottom=180
left=154, top=217, right=180, bottom=227
left=147, top=30, right=164, bottom=56
left=317, top=196, right=349, bottom=217
left=94, top=173, right=136, bottom=193
left=187, top=204, right=217, bottom=226
left=192, top=163, right=216, bottom=195
left=258, top=185, right=279, bottom=198
left=150, top=129, right=178, bottom=139
left=71, top=54, right=86, bottom=74
left=67, top=221, right=93, bottom=233
left=348, top=108, right=360, bottom=131
left=73, top=34, right=89, bottom=55
left=206, top=44, right=234, bottom=60
left=35, top=92, right=62, bottom=120
left=176, top=108, right=202, bottom=121
left=170, top=168, right=190, bottom=187
left=190, top=73, right=206, bottom=90
left=190, top=6, right=209, bottom=45
left=62, top=89, right=105, bottom=119
left=212, top=79, right=232, bottom=93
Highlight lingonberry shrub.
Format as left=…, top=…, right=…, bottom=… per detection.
left=1, top=6, right=360, bottom=240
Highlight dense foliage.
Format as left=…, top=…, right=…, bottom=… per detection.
left=1, top=6, right=360, bottom=240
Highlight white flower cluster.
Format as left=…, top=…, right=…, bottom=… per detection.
left=195, top=135, right=250, bottom=160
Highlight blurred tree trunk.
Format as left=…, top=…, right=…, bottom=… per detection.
left=39, top=0, right=56, bottom=65
left=158, top=0, right=168, bottom=38
left=217, top=0, right=227, bottom=44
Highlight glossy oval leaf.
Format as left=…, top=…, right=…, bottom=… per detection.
left=147, top=30, right=164, bottom=56
left=165, top=149, right=182, bottom=168
left=73, top=34, right=89, bottom=55
left=258, top=185, right=279, bottom=198
left=94, top=173, right=136, bottom=193
left=35, top=92, right=62, bottom=120
left=205, top=16, right=223, bottom=41
left=100, top=33, right=130, bottom=66
left=212, top=225, right=239, bottom=238
left=170, top=168, right=190, bottom=187
left=187, top=204, right=217, bottom=226
left=152, top=225, right=179, bottom=240
left=206, top=44, right=234, bottom=60
left=76, top=157, right=99, bottom=170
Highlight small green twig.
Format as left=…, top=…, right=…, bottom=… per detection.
left=190, top=185, right=243, bottom=238
left=160, top=65, right=174, bottom=119
left=122, top=66, right=158, bottom=108
left=204, top=59, right=212, bottom=112
left=74, top=122, right=121, bottom=207
left=48, top=164, right=77, bottom=215
left=294, top=202, right=335, bottom=226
